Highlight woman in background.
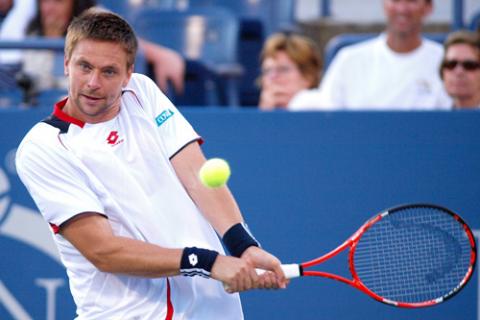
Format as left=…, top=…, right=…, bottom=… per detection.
left=440, top=30, right=480, bottom=109
left=21, top=0, right=95, bottom=94
left=3, top=0, right=184, bottom=103
left=258, top=32, right=321, bottom=110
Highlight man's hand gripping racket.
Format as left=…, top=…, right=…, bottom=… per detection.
left=259, top=203, right=477, bottom=308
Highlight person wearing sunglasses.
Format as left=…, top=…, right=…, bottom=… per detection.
left=440, top=30, right=480, bottom=109
left=289, top=0, right=452, bottom=111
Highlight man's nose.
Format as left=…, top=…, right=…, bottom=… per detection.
left=87, top=71, right=101, bottom=89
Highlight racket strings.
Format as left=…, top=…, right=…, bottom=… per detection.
left=353, top=206, right=472, bottom=303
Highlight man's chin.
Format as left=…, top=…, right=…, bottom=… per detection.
left=76, top=101, right=104, bottom=118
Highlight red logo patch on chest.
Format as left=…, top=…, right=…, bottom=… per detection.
left=107, top=130, right=127, bottom=147
left=106, top=131, right=119, bottom=145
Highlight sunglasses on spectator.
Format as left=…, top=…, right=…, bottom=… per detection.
left=442, top=59, right=480, bottom=71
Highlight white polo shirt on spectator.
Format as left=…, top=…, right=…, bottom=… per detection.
left=0, top=0, right=36, bottom=64
left=16, top=73, right=243, bottom=320
left=289, top=34, right=452, bottom=111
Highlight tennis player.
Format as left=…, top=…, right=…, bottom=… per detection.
left=16, top=8, right=287, bottom=320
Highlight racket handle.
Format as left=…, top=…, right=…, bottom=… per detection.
left=224, top=264, right=300, bottom=292
left=256, top=264, right=301, bottom=279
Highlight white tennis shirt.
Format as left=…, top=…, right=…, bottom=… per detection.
left=16, top=73, right=243, bottom=320
left=289, top=34, right=452, bottom=110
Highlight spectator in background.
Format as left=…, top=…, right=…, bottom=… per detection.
left=20, top=0, right=95, bottom=95
left=258, top=32, right=320, bottom=110
left=0, top=0, right=36, bottom=66
left=0, top=0, right=12, bottom=18
left=440, top=30, right=480, bottom=109
left=289, top=0, right=452, bottom=111
left=0, top=0, right=185, bottom=95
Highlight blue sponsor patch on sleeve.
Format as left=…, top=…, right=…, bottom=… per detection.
left=155, top=109, right=174, bottom=127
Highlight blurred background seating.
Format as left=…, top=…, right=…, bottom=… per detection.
left=100, top=0, right=296, bottom=107
left=132, top=6, right=241, bottom=106
left=181, top=0, right=296, bottom=106
left=469, top=10, right=480, bottom=31
left=0, top=38, right=65, bottom=108
left=0, top=37, right=147, bottom=108
left=97, top=0, right=175, bottom=22
left=1, top=0, right=479, bottom=109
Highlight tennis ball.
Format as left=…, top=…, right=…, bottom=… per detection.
left=199, top=158, right=231, bottom=188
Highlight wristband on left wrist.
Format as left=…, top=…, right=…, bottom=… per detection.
left=222, top=222, right=260, bottom=258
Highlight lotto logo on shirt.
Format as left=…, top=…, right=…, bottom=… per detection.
left=155, top=109, right=174, bottom=127
left=106, top=131, right=124, bottom=146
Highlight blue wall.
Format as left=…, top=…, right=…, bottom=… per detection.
left=0, top=108, right=478, bottom=319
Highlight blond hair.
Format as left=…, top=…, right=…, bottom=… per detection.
left=65, top=8, right=138, bottom=70
left=260, top=33, right=321, bottom=88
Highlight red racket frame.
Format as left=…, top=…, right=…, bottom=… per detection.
left=298, top=208, right=477, bottom=308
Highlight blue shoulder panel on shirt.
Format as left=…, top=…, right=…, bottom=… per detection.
left=42, top=114, right=70, bottom=133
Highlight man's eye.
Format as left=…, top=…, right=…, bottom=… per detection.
left=80, top=63, right=91, bottom=71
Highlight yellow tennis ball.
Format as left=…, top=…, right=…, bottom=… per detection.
left=199, top=158, right=231, bottom=188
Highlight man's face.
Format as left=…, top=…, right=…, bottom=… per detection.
left=384, top=0, right=432, bottom=37
left=64, top=39, right=133, bottom=122
left=442, top=43, right=480, bottom=103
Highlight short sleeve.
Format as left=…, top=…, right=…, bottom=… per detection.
left=155, top=104, right=201, bottom=158
left=129, top=74, right=201, bottom=158
left=16, top=140, right=104, bottom=227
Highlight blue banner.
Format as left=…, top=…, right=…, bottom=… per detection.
left=0, top=108, right=478, bottom=319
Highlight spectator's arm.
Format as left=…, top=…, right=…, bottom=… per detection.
left=138, top=38, right=185, bottom=94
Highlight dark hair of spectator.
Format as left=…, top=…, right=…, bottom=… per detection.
left=26, top=0, right=97, bottom=36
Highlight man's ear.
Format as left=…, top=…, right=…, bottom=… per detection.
left=123, top=65, right=134, bottom=87
left=64, top=56, right=70, bottom=76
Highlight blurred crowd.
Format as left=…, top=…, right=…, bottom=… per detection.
left=0, top=0, right=479, bottom=110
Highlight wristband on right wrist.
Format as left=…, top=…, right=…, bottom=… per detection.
left=180, top=247, right=219, bottom=278
left=222, top=222, right=260, bottom=257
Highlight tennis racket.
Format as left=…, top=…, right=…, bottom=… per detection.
left=270, top=203, right=477, bottom=308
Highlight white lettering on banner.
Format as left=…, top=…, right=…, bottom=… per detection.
left=36, top=279, right=64, bottom=320
left=0, top=204, right=61, bottom=263
left=0, top=279, right=65, bottom=320
left=0, top=168, right=10, bottom=222
left=0, top=280, right=32, bottom=320
left=4, top=148, right=17, bottom=175
left=0, top=166, right=67, bottom=319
